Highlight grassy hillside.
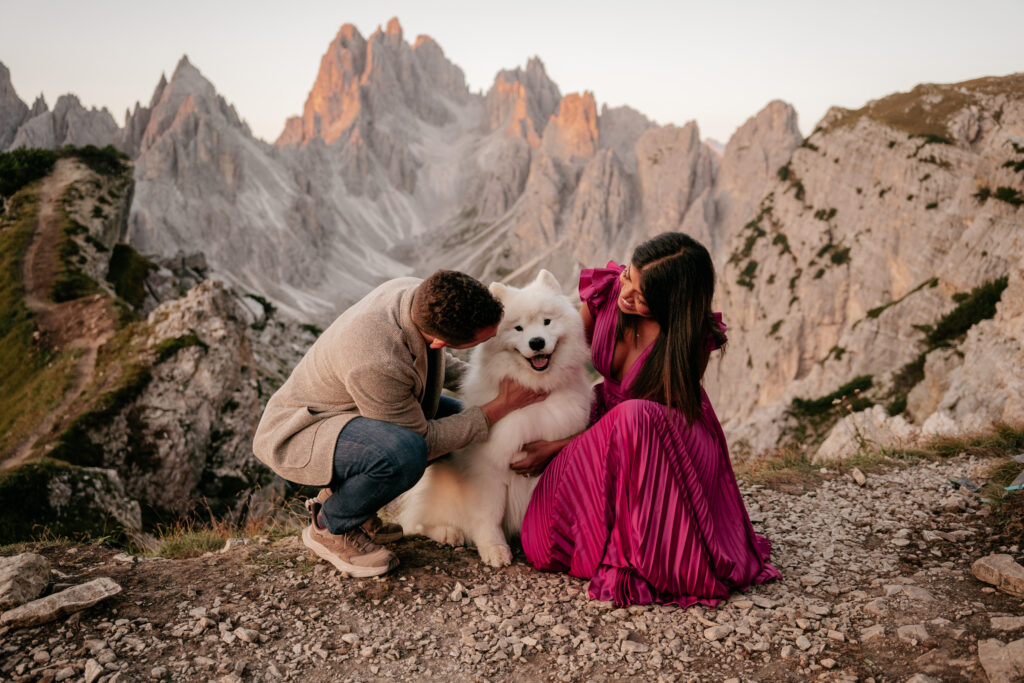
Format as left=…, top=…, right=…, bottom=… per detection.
left=0, top=186, right=79, bottom=458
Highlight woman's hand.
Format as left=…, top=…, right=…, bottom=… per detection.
left=481, top=378, right=548, bottom=425
left=510, top=438, right=570, bottom=477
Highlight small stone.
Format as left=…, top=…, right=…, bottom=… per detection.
left=150, top=666, right=167, bottom=679
left=220, top=540, right=249, bottom=557
left=795, top=636, right=811, bottom=651
left=851, top=468, right=867, bottom=486
left=341, top=633, right=360, bottom=645
left=84, top=639, right=108, bottom=654
left=821, top=658, right=836, bottom=669
left=359, top=646, right=374, bottom=658
left=0, top=553, right=51, bottom=611
left=704, top=624, right=735, bottom=641
left=533, top=613, right=555, bottom=626
left=54, top=668, right=75, bottom=682
left=861, top=624, right=885, bottom=642
left=800, top=574, right=823, bottom=587
left=32, top=650, right=50, bottom=663
left=972, top=555, right=1024, bottom=598
left=0, top=577, right=121, bottom=628
left=897, top=624, right=929, bottom=645
left=84, top=659, right=104, bottom=683
left=902, top=586, right=935, bottom=602
left=521, top=636, right=538, bottom=647
left=827, top=630, right=845, bottom=642
left=551, top=624, right=570, bottom=637
left=234, top=627, right=259, bottom=643
left=992, top=616, right=1024, bottom=632
left=863, top=598, right=888, bottom=616
left=977, top=638, right=1024, bottom=683
left=620, top=640, right=649, bottom=654
left=751, top=596, right=776, bottom=608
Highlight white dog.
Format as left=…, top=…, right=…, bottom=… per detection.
left=392, top=269, right=592, bottom=567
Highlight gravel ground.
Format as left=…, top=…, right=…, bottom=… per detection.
left=2, top=454, right=1022, bottom=682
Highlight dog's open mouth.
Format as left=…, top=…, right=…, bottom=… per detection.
left=526, top=354, right=551, bottom=372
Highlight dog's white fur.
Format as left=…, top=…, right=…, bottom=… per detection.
left=392, top=269, right=592, bottom=567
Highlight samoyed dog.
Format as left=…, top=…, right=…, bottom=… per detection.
left=392, top=269, right=592, bottom=567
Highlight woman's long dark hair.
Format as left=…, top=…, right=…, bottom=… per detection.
left=622, top=232, right=725, bottom=424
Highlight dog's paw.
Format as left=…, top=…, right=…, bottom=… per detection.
left=478, top=543, right=513, bottom=568
left=426, top=525, right=466, bottom=547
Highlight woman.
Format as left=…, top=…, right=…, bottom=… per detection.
left=513, top=232, right=780, bottom=607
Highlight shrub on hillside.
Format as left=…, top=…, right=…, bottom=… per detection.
left=0, top=149, right=59, bottom=199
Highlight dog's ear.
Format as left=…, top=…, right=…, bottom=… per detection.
left=534, top=269, right=561, bottom=293
left=489, top=281, right=509, bottom=301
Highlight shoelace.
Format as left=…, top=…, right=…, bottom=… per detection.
left=343, top=528, right=378, bottom=553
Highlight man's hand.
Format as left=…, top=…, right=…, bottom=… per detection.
left=510, top=438, right=570, bottom=477
left=481, top=378, right=548, bottom=425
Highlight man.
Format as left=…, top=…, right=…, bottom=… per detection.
left=253, top=270, right=546, bottom=577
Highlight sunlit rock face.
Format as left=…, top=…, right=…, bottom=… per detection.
left=705, top=76, right=1024, bottom=457
left=6, top=27, right=1019, bottom=458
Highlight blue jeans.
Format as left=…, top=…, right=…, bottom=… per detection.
left=319, top=396, right=462, bottom=534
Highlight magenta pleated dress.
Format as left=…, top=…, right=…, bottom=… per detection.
left=521, top=262, right=781, bottom=607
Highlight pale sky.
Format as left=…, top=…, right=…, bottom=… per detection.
left=1, top=0, right=1022, bottom=145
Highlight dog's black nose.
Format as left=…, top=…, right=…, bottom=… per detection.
left=529, top=337, right=545, bottom=351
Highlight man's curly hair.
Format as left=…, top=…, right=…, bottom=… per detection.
left=413, top=270, right=503, bottom=346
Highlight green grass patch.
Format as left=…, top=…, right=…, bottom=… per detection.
left=106, top=243, right=156, bottom=310
left=792, top=375, right=874, bottom=418
left=59, top=144, right=129, bottom=177
left=830, top=246, right=851, bottom=266
left=0, top=148, right=59, bottom=199
left=47, top=360, right=153, bottom=468
left=737, top=260, right=758, bottom=290
left=0, top=189, right=81, bottom=460
left=154, top=331, right=208, bottom=363
left=734, top=446, right=821, bottom=489
left=927, top=277, right=1008, bottom=347
left=865, top=278, right=938, bottom=320
left=52, top=210, right=101, bottom=303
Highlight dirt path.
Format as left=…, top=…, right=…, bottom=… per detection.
left=2, top=455, right=1021, bottom=682
left=2, top=159, right=117, bottom=472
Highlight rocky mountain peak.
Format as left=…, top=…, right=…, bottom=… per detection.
left=485, top=58, right=561, bottom=144
left=28, top=95, right=47, bottom=117
left=720, top=99, right=802, bottom=190
left=138, top=56, right=244, bottom=154
left=7, top=92, right=118, bottom=151
left=542, top=91, right=600, bottom=161
left=278, top=17, right=466, bottom=148
left=0, top=60, right=29, bottom=149
left=384, top=16, right=404, bottom=41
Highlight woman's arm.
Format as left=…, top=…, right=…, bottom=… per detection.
left=580, top=301, right=595, bottom=344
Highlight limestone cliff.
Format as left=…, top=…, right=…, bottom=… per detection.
left=706, top=75, right=1024, bottom=458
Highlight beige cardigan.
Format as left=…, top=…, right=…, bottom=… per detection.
left=252, top=278, right=489, bottom=485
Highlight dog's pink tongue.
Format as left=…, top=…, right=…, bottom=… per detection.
left=531, top=356, right=549, bottom=370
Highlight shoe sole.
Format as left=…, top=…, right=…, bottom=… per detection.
left=301, top=527, right=397, bottom=578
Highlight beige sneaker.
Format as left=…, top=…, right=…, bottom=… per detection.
left=301, top=522, right=398, bottom=577
left=360, top=514, right=403, bottom=544
left=306, top=488, right=404, bottom=544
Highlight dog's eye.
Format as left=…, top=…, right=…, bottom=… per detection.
left=543, top=319, right=551, bottom=326
left=514, top=325, right=523, bottom=332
